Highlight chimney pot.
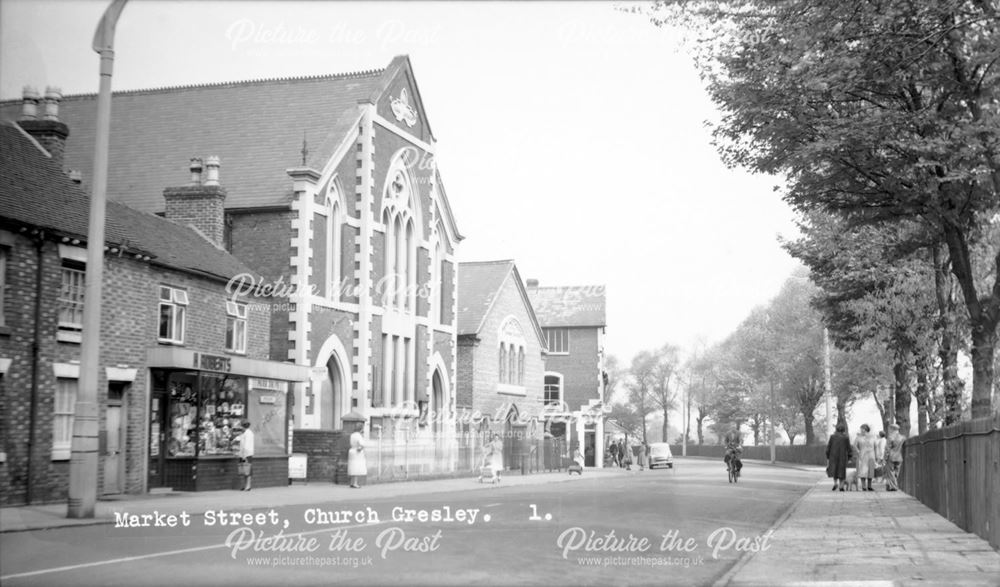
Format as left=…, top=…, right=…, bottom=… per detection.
left=189, top=157, right=204, bottom=185
left=204, top=155, right=220, bottom=186
left=43, top=86, right=62, bottom=121
left=20, top=86, right=40, bottom=120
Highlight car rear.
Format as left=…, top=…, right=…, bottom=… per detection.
left=649, top=443, right=673, bottom=469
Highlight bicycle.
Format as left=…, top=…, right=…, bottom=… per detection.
left=725, top=448, right=742, bottom=483
left=727, top=457, right=741, bottom=483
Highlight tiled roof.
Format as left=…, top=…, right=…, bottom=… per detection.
left=527, top=285, right=607, bottom=328
left=457, top=261, right=514, bottom=336
left=0, top=123, right=253, bottom=281
left=0, top=68, right=387, bottom=213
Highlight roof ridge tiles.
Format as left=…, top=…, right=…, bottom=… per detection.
left=4, top=68, right=386, bottom=103
left=459, top=259, right=515, bottom=265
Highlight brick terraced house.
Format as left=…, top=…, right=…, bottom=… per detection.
left=455, top=261, right=547, bottom=472
left=526, top=280, right=608, bottom=467
left=0, top=117, right=308, bottom=505
left=1, top=55, right=463, bottom=483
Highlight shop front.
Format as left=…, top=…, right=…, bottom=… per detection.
left=146, top=348, right=310, bottom=492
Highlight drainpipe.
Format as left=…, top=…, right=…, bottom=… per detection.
left=27, top=231, right=45, bottom=505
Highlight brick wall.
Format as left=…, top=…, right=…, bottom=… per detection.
left=543, top=327, right=601, bottom=411
left=291, top=429, right=345, bottom=483
left=163, top=185, right=227, bottom=247
left=0, top=228, right=274, bottom=505
left=456, top=338, right=477, bottom=409
left=229, top=210, right=294, bottom=283
left=457, top=274, right=545, bottom=432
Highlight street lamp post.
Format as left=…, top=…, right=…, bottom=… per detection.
left=824, top=327, right=832, bottom=437
left=68, top=0, right=127, bottom=519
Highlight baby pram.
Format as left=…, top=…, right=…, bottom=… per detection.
left=478, top=455, right=500, bottom=484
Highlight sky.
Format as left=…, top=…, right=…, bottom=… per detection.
left=0, top=0, right=802, bottom=363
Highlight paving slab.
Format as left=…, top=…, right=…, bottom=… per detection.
left=721, top=479, right=1000, bottom=587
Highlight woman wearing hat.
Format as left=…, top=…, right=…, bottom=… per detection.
left=853, top=424, right=878, bottom=491
left=886, top=424, right=904, bottom=491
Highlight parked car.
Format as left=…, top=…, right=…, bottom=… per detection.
left=648, top=442, right=674, bottom=469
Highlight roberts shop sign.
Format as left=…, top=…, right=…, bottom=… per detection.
left=249, top=378, right=288, bottom=393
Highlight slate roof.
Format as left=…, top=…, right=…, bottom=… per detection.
left=527, top=285, right=607, bottom=328
left=457, top=261, right=516, bottom=336
left=0, top=68, right=387, bottom=213
left=0, top=122, right=254, bottom=282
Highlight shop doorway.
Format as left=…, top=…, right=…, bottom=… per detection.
left=148, top=390, right=167, bottom=489
left=103, top=382, right=128, bottom=494
left=584, top=428, right=596, bottom=467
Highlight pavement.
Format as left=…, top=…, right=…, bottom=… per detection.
left=717, top=461, right=1000, bottom=587
left=0, top=467, right=628, bottom=534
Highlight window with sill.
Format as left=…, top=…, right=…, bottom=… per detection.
left=159, top=286, right=188, bottom=344
left=225, top=301, right=248, bottom=353
left=58, top=261, right=85, bottom=335
left=53, top=377, right=77, bottom=459
left=498, top=317, right=527, bottom=387
left=544, top=328, right=569, bottom=354
left=544, top=373, right=563, bottom=407
left=380, top=158, right=419, bottom=313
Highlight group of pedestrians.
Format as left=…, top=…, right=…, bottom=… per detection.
left=607, top=438, right=649, bottom=470
left=825, top=422, right=904, bottom=492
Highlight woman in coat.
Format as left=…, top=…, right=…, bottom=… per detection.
left=853, top=424, right=878, bottom=491
left=347, top=422, right=367, bottom=489
left=825, top=422, right=852, bottom=491
left=489, top=434, right=504, bottom=481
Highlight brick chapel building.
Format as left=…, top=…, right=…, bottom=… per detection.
left=0, top=111, right=309, bottom=504
left=526, top=280, right=608, bottom=467
left=1, top=56, right=464, bottom=482
left=455, top=260, right=547, bottom=471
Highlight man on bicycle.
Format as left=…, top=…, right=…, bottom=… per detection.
left=723, top=427, right=743, bottom=472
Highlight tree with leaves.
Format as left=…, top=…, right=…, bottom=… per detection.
left=648, top=344, right=683, bottom=443
left=650, top=0, right=1000, bottom=417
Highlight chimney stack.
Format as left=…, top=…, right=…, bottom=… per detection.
left=204, top=155, right=220, bottom=186
left=19, top=85, right=70, bottom=169
left=189, top=158, right=203, bottom=185
left=19, top=86, right=40, bottom=119
left=526, top=279, right=539, bottom=289
left=164, top=156, right=227, bottom=247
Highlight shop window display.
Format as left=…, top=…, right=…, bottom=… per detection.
left=167, top=373, right=198, bottom=457
left=199, top=373, right=247, bottom=456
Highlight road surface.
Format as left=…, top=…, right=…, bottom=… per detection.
left=0, top=459, right=819, bottom=586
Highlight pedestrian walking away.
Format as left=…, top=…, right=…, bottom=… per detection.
left=853, top=424, right=877, bottom=491
left=826, top=422, right=851, bottom=491
left=885, top=423, right=904, bottom=491
left=237, top=419, right=254, bottom=492
left=875, top=430, right=887, bottom=485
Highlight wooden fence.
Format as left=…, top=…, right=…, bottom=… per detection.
left=899, top=414, right=1000, bottom=549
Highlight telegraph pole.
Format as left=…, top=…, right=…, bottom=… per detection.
left=68, top=0, right=127, bottom=519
